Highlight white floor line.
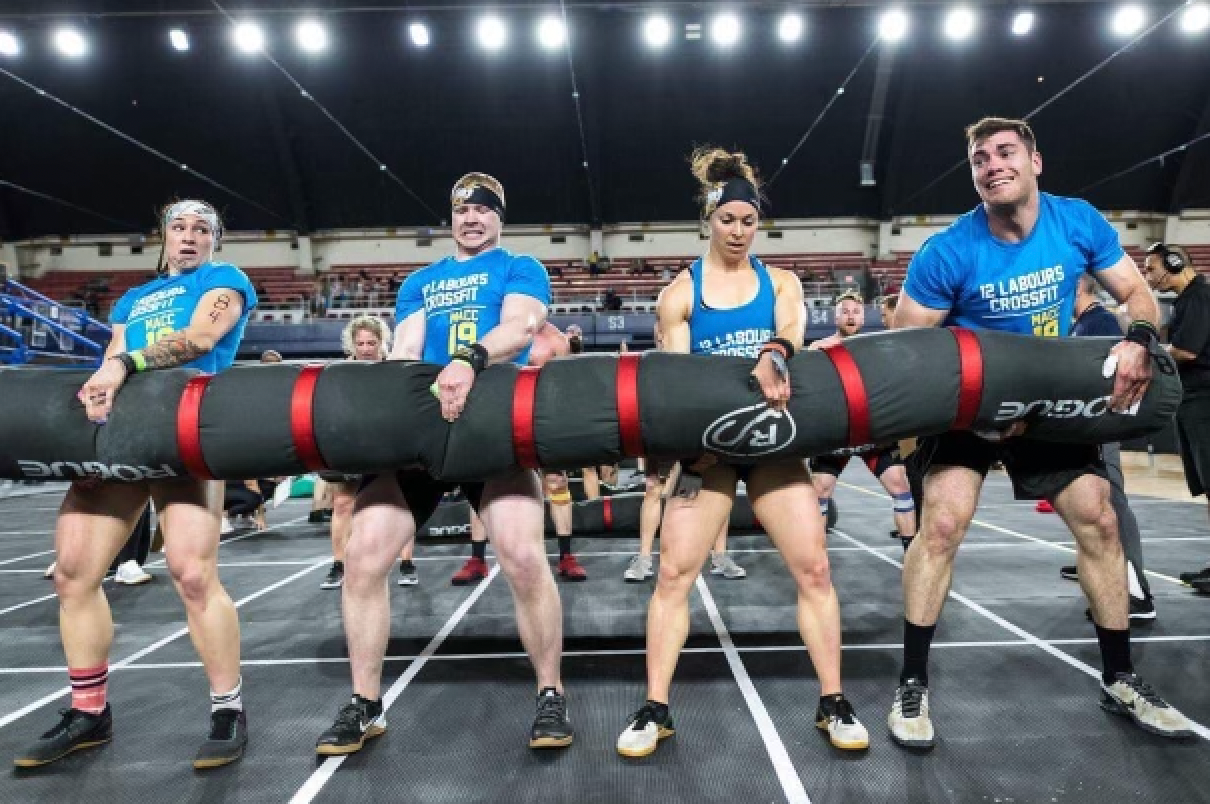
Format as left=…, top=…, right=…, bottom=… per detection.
left=0, top=548, right=55, bottom=567
left=0, top=557, right=332, bottom=731
left=289, top=564, right=501, bottom=804
left=695, top=575, right=812, bottom=804
left=833, top=529, right=1210, bottom=742
left=0, top=592, right=59, bottom=617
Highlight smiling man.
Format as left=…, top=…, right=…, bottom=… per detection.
left=889, top=117, right=1192, bottom=748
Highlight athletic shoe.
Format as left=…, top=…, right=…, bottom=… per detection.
left=451, top=556, right=488, bottom=586
left=709, top=552, right=746, bottom=580
left=43, top=561, right=56, bottom=580
left=220, top=517, right=234, bottom=535
left=617, top=701, right=674, bottom=758
left=193, top=709, right=248, bottom=769
left=888, top=678, right=934, bottom=749
left=14, top=706, right=113, bottom=768
left=1190, top=577, right=1210, bottom=596
left=623, top=554, right=654, bottom=583
left=1036, top=500, right=1055, bottom=513
left=815, top=695, right=869, bottom=750
left=315, top=695, right=386, bottom=756
left=557, top=554, right=588, bottom=582
left=1179, top=566, right=1210, bottom=586
left=1100, top=673, right=1195, bottom=738
left=530, top=688, right=573, bottom=748
left=307, top=510, right=325, bottom=524
left=397, top=560, right=418, bottom=587
left=320, top=562, right=344, bottom=590
left=1060, top=565, right=1079, bottom=581
left=1084, top=597, right=1157, bottom=624
left=114, top=560, right=151, bottom=586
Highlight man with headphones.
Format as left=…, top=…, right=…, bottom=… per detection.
left=1143, top=243, right=1210, bottom=593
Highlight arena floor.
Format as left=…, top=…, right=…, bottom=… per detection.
left=1, top=465, right=1208, bottom=803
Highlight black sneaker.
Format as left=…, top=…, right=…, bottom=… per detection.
left=529, top=688, right=573, bottom=748
left=397, top=560, right=418, bottom=587
left=193, top=709, right=248, bottom=770
left=320, top=562, right=344, bottom=590
left=1060, top=565, right=1079, bottom=581
left=316, top=695, right=385, bottom=756
left=1191, top=578, right=1210, bottom=596
left=1085, top=597, right=1157, bottom=624
left=14, top=706, right=113, bottom=768
left=616, top=701, right=675, bottom=757
left=308, top=510, right=325, bottom=524
left=1181, top=566, right=1210, bottom=586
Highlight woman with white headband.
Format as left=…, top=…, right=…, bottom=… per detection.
left=14, top=200, right=258, bottom=772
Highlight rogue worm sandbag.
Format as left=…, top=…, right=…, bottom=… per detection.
left=0, top=328, right=1180, bottom=482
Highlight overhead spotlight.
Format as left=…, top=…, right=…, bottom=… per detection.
left=233, top=22, right=265, bottom=53
left=0, top=30, right=18, bottom=57
left=53, top=27, right=87, bottom=58
left=778, top=13, right=803, bottom=43
left=409, top=22, right=430, bottom=47
left=944, top=7, right=976, bottom=40
left=1181, top=3, right=1209, bottom=33
left=1011, top=10, right=1035, bottom=36
left=169, top=29, right=189, bottom=51
left=477, top=15, right=507, bottom=50
left=644, top=15, right=672, bottom=47
left=879, top=9, right=909, bottom=43
left=711, top=12, right=741, bottom=46
left=537, top=16, right=566, bottom=49
left=295, top=19, right=328, bottom=53
left=1111, top=5, right=1146, bottom=36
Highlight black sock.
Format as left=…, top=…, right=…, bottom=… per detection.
left=1095, top=624, right=1133, bottom=683
left=558, top=536, right=572, bottom=557
left=901, top=620, right=937, bottom=685
left=332, top=560, right=343, bottom=569
left=471, top=540, right=487, bottom=561
left=400, top=560, right=414, bottom=572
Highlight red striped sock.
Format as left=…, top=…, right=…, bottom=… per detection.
left=69, top=664, right=109, bottom=715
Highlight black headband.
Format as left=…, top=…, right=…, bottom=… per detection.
left=453, top=184, right=506, bottom=220
left=704, top=178, right=761, bottom=216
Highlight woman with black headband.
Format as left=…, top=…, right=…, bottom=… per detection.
left=14, top=200, right=258, bottom=771
left=617, top=148, right=867, bottom=757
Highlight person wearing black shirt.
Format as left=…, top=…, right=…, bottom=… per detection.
left=1143, top=243, right=1210, bottom=592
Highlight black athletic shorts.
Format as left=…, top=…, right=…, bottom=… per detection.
left=1176, top=392, right=1210, bottom=497
left=809, top=444, right=903, bottom=478
left=359, top=469, right=485, bottom=527
left=908, top=430, right=1106, bottom=501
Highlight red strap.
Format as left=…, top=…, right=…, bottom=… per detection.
left=602, top=496, right=613, bottom=531
left=949, top=328, right=984, bottom=430
left=821, top=343, right=871, bottom=447
left=616, top=353, right=644, bottom=456
left=176, top=375, right=215, bottom=480
left=290, top=365, right=327, bottom=471
left=512, top=367, right=541, bottom=470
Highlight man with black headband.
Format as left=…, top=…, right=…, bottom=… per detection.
left=318, top=173, right=574, bottom=757
left=1141, top=243, right=1210, bottom=591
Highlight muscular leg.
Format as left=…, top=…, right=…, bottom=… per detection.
left=647, top=466, right=736, bottom=704
left=480, top=469, right=563, bottom=691
left=878, top=465, right=918, bottom=540
left=581, top=467, right=600, bottom=500
left=1053, top=474, right=1128, bottom=632
left=811, top=470, right=838, bottom=527
left=749, top=463, right=841, bottom=695
left=638, top=472, right=664, bottom=559
left=330, top=485, right=356, bottom=563
left=343, top=475, right=414, bottom=700
left=153, top=479, right=241, bottom=694
left=1101, top=443, right=1150, bottom=599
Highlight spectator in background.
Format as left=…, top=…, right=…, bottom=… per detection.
left=329, top=275, right=344, bottom=308
left=603, top=287, right=622, bottom=312
left=588, top=251, right=602, bottom=277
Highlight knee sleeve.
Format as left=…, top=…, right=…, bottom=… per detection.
left=892, top=491, right=915, bottom=514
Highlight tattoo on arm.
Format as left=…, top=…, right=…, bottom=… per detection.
left=139, top=331, right=208, bottom=368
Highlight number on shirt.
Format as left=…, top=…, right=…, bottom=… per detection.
left=1033, top=319, right=1059, bottom=338
left=448, top=320, right=478, bottom=354
left=146, top=325, right=175, bottom=345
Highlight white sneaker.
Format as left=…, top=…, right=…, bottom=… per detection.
left=1100, top=673, right=1195, bottom=738
left=43, top=560, right=56, bottom=580
left=709, top=551, right=746, bottom=579
left=816, top=695, right=869, bottom=750
left=888, top=678, right=935, bottom=748
left=616, top=703, right=674, bottom=758
left=221, top=517, right=234, bottom=534
left=623, top=554, right=654, bottom=583
left=114, top=560, right=152, bottom=586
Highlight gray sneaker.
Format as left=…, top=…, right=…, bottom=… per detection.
left=1100, top=673, right=1195, bottom=738
left=888, top=678, right=935, bottom=749
left=709, top=551, right=746, bottom=580
left=623, top=554, right=654, bottom=583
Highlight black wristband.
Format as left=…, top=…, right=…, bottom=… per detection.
left=761, top=336, right=797, bottom=359
left=451, top=342, right=489, bottom=374
left=1125, top=321, right=1158, bottom=349
left=112, top=353, right=137, bottom=377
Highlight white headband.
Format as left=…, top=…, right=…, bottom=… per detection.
left=163, top=200, right=221, bottom=241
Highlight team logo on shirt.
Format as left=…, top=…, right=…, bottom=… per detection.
left=702, top=402, right=797, bottom=457
left=978, top=264, right=1066, bottom=336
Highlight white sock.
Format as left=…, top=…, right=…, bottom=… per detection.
left=211, top=677, right=243, bottom=713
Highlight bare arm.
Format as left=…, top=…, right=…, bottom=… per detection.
left=1094, top=255, right=1159, bottom=327
left=477, top=293, right=548, bottom=365
left=656, top=274, right=693, bottom=354
left=137, top=287, right=245, bottom=369
left=891, top=292, right=949, bottom=330
left=1169, top=346, right=1199, bottom=363
left=391, top=311, right=426, bottom=360
left=770, top=268, right=806, bottom=346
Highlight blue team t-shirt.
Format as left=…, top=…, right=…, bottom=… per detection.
left=903, top=193, right=1124, bottom=337
left=110, top=261, right=257, bottom=374
left=395, top=247, right=551, bottom=364
left=687, top=256, right=777, bottom=357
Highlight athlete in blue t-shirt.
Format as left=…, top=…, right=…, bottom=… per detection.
left=317, top=173, right=573, bottom=758
left=18, top=201, right=256, bottom=771
left=616, top=147, right=868, bottom=760
left=887, top=118, right=1190, bottom=749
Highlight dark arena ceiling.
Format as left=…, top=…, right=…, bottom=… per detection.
left=0, top=0, right=1208, bottom=239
